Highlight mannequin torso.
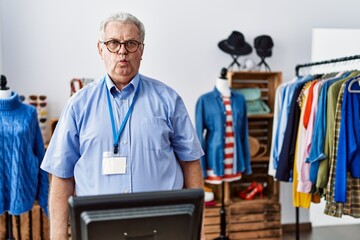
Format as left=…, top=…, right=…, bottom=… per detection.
left=0, top=89, right=12, bottom=99
left=215, top=77, right=230, bottom=97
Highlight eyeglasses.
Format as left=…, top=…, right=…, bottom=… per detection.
left=30, top=102, right=46, bottom=107
left=29, top=95, right=47, bottom=101
left=100, top=39, right=143, bottom=53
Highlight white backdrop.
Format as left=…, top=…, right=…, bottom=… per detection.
left=2, top=0, right=360, bottom=225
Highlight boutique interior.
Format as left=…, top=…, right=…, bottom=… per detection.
left=1, top=0, right=360, bottom=239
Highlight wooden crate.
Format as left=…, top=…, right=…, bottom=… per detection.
left=0, top=202, right=49, bottom=240
left=229, top=200, right=282, bottom=240
left=228, top=71, right=281, bottom=165
left=227, top=71, right=281, bottom=113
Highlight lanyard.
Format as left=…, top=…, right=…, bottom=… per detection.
left=105, top=81, right=140, bottom=154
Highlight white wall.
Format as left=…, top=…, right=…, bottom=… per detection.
left=312, top=28, right=360, bottom=62
left=1, top=0, right=360, bottom=225
left=309, top=28, right=360, bottom=227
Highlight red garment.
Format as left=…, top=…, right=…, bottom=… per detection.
left=303, top=80, right=318, bottom=128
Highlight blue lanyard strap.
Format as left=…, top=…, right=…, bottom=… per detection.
left=105, top=81, right=140, bottom=154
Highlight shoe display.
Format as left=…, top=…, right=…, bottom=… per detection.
left=238, top=181, right=257, bottom=199
left=239, top=182, right=264, bottom=200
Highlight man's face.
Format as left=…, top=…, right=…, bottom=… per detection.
left=98, top=21, right=144, bottom=88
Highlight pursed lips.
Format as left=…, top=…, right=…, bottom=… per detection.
left=118, top=59, right=128, bottom=65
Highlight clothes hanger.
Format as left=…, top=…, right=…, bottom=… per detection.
left=347, top=76, right=360, bottom=93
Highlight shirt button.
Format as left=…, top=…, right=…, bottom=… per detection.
left=124, top=189, right=128, bottom=193
left=122, top=100, right=126, bottom=103
left=123, top=140, right=127, bottom=144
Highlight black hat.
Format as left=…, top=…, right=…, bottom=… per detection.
left=218, top=31, right=252, bottom=56
left=254, top=35, right=273, bottom=58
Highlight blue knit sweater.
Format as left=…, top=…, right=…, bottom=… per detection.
left=0, top=92, right=48, bottom=216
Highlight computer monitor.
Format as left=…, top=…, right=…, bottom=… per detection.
left=68, top=188, right=204, bottom=240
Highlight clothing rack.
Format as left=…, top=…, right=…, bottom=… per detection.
left=294, top=54, right=360, bottom=240
left=296, top=55, right=360, bottom=76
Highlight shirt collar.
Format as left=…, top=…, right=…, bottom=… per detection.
left=105, top=73, right=140, bottom=98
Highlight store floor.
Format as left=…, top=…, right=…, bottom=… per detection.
left=283, top=224, right=360, bottom=240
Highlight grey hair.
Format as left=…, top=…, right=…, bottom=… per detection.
left=99, top=12, right=145, bottom=42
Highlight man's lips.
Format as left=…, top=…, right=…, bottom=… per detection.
left=118, top=59, right=128, bottom=65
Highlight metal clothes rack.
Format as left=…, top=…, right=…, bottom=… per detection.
left=296, top=55, right=360, bottom=76
left=294, top=54, right=360, bottom=240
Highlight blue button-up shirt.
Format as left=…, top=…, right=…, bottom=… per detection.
left=41, top=74, right=204, bottom=196
left=195, top=88, right=251, bottom=178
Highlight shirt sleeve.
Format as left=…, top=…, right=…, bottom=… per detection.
left=40, top=100, right=80, bottom=178
left=170, top=95, right=204, bottom=162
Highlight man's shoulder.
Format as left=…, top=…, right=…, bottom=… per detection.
left=140, top=74, right=177, bottom=95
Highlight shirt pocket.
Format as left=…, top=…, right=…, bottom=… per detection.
left=140, top=117, right=170, bottom=151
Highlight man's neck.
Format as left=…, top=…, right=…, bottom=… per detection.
left=215, top=78, right=230, bottom=97
left=110, top=75, right=134, bottom=91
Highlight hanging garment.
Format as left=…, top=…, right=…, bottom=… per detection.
left=195, top=88, right=251, bottom=182
left=303, top=80, right=326, bottom=185
left=324, top=77, right=360, bottom=218
left=297, top=80, right=318, bottom=193
left=268, top=78, right=296, bottom=176
left=292, top=82, right=313, bottom=208
left=273, top=75, right=314, bottom=181
left=0, top=92, right=48, bottom=216
left=306, top=72, right=350, bottom=185
left=335, top=78, right=360, bottom=204
left=316, top=72, right=360, bottom=191
left=275, top=77, right=312, bottom=181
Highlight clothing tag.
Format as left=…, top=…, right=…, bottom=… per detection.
left=102, top=151, right=127, bottom=175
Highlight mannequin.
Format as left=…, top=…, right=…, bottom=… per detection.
left=196, top=68, right=251, bottom=239
left=0, top=75, right=12, bottom=99
left=215, top=68, right=231, bottom=97
left=0, top=74, right=49, bottom=240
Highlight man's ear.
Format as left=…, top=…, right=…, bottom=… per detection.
left=97, top=42, right=103, bottom=59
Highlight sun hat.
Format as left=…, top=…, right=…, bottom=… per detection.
left=218, top=31, right=252, bottom=56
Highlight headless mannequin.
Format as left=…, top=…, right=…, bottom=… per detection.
left=215, top=68, right=230, bottom=97
left=0, top=75, right=12, bottom=99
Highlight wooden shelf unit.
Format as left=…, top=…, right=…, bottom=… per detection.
left=203, top=71, right=282, bottom=240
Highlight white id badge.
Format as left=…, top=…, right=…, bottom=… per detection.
left=102, top=151, right=127, bottom=175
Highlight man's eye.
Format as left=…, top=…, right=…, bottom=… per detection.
left=108, top=40, right=119, bottom=46
left=127, top=41, right=137, bottom=47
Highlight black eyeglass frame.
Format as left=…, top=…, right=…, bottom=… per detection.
left=99, top=39, right=143, bottom=53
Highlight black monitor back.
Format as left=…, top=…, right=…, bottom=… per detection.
left=68, top=188, right=204, bottom=240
